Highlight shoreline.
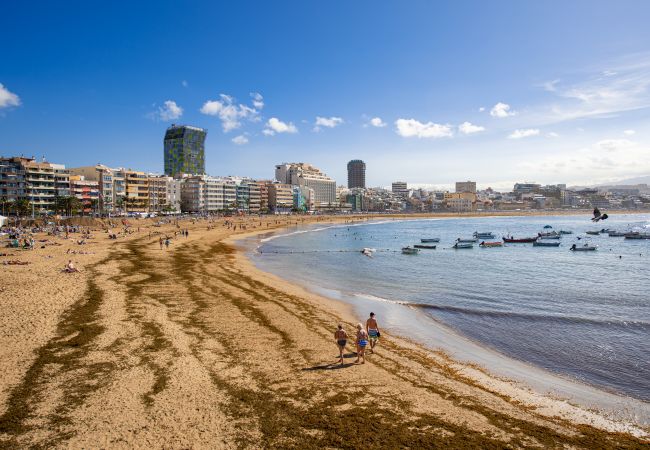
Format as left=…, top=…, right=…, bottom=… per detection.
left=231, top=214, right=650, bottom=428
left=1, top=213, right=649, bottom=447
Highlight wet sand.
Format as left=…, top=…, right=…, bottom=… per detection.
left=0, top=214, right=648, bottom=448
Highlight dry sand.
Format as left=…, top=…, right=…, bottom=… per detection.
left=0, top=213, right=648, bottom=448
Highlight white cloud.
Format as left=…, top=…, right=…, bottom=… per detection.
left=263, top=117, right=297, bottom=136
left=490, top=102, right=516, bottom=118
left=508, top=128, right=540, bottom=139
left=542, top=79, right=560, bottom=92
left=250, top=92, right=264, bottom=110
left=395, top=119, right=453, bottom=138
left=369, top=117, right=386, bottom=127
left=458, top=121, right=485, bottom=134
left=547, top=132, right=560, bottom=138
left=158, top=100, right=183, bottom=121
left=595, top=139, right=635, bottom=152
left=313, top=116, right=344, bottom=131
left=0, top=83, right=21, bottom=109
left=232, top=134, right=249, bottom=145
left=478, top=107, right=486, bottom=112
left=181, top=80, right=188, bottom=87
left=623, top=129, right=636, bottom=136
left=200, top=93, right=262, bottom=132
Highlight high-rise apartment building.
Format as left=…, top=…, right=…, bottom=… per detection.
left=268, top=183, right=294, bottom=212
left=0, top=157, right=70, bottom=213
left=392, top=181, right=408, bottom=198
left=164, top=124, right=207, bottom=177
left=274, top=162, right=336, bottom=208
left=347, top=159, right=366, bottom=189
left=455, top=181, right=477, bottom=194
left=180, top=175, right=237, bottom=213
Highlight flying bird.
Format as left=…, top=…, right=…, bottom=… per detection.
left=591, top=208, right=609, bottom=222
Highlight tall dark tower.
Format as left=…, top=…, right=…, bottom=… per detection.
left=347, top=159, right=366, bottom=188
left=164, top=124, right=207, bottom=177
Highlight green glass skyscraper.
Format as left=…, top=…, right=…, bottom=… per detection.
left=164, top=124, right=207, bottom=177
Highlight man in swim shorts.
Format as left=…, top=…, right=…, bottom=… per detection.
left=366, top=312, right=380, bottom=353
left=334, top=324, right=348, bottom=365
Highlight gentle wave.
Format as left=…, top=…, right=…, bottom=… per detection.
left=352, top=293, right=650, bottom=329
left=259, top=219, right=399, bottom=243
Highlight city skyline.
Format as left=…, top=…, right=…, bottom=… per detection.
left=2, top=1, right=650, bottom=190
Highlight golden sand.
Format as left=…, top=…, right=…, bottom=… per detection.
left=0, top=213, right=648, bottom=448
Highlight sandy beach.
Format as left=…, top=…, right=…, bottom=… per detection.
left=1, top=213, right=649, bottom=448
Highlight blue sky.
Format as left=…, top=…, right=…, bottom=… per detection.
left=2, top=0, right=650, bottom=189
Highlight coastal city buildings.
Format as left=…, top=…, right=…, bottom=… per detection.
left=455, top=181, right=477, bottom=194
left=274, top=163, right=336, bottom=209
left=392, top=181, right=408, bottom=199
left=163, top=124, right=207, bottom=178
left=2, top=152, right=650, bottom=216
left=347, top=159, right=366, bottom=189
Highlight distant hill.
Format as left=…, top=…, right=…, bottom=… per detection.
left=601, top=175, right=650, bottom=186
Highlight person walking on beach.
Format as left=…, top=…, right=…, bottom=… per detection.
left=159, top=237, right=163, bottom=250
left=164, top=238, right=170, bottom=249
left=355, top=323, right=369, bottom=364
left=334, top=324, right=348, bottom=365
left=366, top=312, right=380, bottom=354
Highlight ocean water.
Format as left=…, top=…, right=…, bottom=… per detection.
left=251, top=214, right=650, bottom=402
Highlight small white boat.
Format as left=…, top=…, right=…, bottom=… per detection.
left=401, top=246, right=420, bottom=254
left=533, top=241, right=561, bottom=247
left=361, top=247, right=375, bottom=256
left=570, top=244, right=597, bottom=251
left=473, top=232, right=495, bottom=239
left=457, top=238, right=478, bottom=243
left=453, top=242, right=474, bottom=249
left=538, top=235, right=561, bottom=240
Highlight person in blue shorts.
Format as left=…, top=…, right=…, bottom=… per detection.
left=366, top=312, right=380, bottom=354
left=355, top=323, right=369, bottom=364
left=334, top=324, right=348, bottom=365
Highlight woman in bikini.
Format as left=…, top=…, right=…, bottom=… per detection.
left=355, top=323, right=369, bottom=364
left=334, top=324, right=348, bottom=365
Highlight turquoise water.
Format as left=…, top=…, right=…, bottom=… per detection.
left=252, top=214, right=650, bottom=402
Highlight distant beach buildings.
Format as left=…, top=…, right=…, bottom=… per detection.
left=1, top=125, right=649, bottom=216
left=164, top=124, right=207, bottom=178
left=347, top=159, right=366, bottom=189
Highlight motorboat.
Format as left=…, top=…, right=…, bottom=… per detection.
left=360, top=247, right=375, bottom=256
left=538, top=234, right=561, bottom=240
left=420, top=238, right=440, bottom=243
left=401, top=246, right=420, bottom=254
left=570, top=243, right=597, bottom=251
left=414, top=244, right=436, bottom=249
left=479, top=241, right=503, bottom=247
left=533, top=241, right=561, bottom=247
left=453, top=242, right=474, bottom=249
left=559, top=230, right=573, bottom=235
left=538, top=231, right=560, bottom=237
left=624, top=232, right=650, bottom=239
left=503, top=236, right=537, bottom=243
left=585, top=231, right=600, bottom=235
left=607, top=231, right=626, bottom=237
left=543, top=225, right=553, bottom=229
left=457, top=238, right=478, bottom=243
left=473, top=232, right=495, bottom=239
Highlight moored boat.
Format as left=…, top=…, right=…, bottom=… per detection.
left=457, top=238, right=478, bottom=243
left=420, top=238, right=440, bottom=243
left=585, top=231, right=600, bottom=235
left=479, top=241, right=502, bottom=247
left=570, top=243, right=597, bottom=251
left=559, top=230, right=573, bottom=235
left=624, top=232, right=650, bottom=239
left=414, top=244, right=436, bottom=249
left=453, top=242, right=474, bottom=249
left=401, top=246, right=420, bottom=254
left=538, top=235, right=561, bottom=240
left=503, top=236, right=537, bottom=243
left=533, top=241, right=561, bottom=247
left=607, top=231, right=626, bottom=237
left=473, top=232, right=495, bottom=239
left=538, top=231, right=560, bottom=237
